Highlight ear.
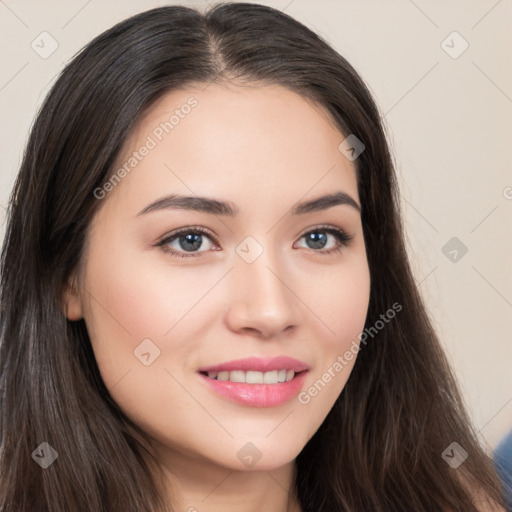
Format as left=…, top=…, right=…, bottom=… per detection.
left=61, top=274, right=83, bottom=321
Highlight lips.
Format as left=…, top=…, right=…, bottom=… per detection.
left=198, top=371, right=308, bottom=408
left=197, top=356, right=310, bottom=408
left=197, top=356, right=309, bottom=373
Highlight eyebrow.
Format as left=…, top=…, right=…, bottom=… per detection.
left=136, top=191, right=361, bottom=217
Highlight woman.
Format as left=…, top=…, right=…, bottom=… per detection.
left=0, top=3, right=506, bottom=511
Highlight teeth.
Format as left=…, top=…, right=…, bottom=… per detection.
left=246, top=371, right=263, bottom=384
left=206, top=370, right=296, bottom=384
left=230, top=370, right=245, bottom=383
left=263, top=370, right=278, bottom=384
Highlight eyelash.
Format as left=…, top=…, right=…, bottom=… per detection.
left=155, top=224, right=353, bottom=260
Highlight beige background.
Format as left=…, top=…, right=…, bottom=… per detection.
left=0, top=0, right=511, bottom=453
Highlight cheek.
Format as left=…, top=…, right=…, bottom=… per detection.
left=80, top=243, right=226, bottom=386
left=300, top=255, right=371, bottom=351
left=295, top=257, right=370, bottom=422
left=79, top=249, right=215, bottom=438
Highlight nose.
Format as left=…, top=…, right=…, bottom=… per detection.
left=224, top=247, right=301, bottom=339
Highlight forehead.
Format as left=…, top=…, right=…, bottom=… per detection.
left=102, top=82, right=360, bottom=219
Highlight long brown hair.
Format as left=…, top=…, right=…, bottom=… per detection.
left=0, top=3, right=505, bottom=511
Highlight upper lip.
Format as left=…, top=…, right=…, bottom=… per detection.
left=198, top=356, right=309, bottom=373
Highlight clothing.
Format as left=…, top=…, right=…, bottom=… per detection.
left=494, top=428, right=512, bottom=511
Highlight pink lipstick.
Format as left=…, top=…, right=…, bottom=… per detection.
left=197, top=356, right=309, bottom=408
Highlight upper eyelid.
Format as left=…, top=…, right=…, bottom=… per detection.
left=157, top=226, right=218, bottom=246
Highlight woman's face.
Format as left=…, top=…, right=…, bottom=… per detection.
left=65, top=82, right=370, bottom=473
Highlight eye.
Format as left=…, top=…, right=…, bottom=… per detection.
left=155, top=224, right=353, bottom=260
left=156, top=226, right=219, bottom=259
left=295, top=225, right=353, bottom=256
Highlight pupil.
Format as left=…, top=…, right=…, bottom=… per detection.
left=180, top=234, right=202, bottom=251
left=307, top=232, right=327, bottom=249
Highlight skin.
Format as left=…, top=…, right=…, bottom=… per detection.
left=63, top=82, right=371, bottom=512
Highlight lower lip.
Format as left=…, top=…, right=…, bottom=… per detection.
left=198, top=371, right=309, bottom=408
